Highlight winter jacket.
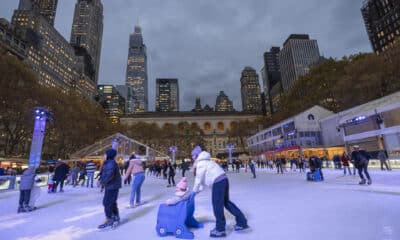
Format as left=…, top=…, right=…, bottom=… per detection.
left=193, top=151, right=226, bottom=193
left=100, top=159, right=121, bottom=190
left=85, top=161, right=96, bottom=174
left=125, top=155, right=145, bottom=177
left=20, top=167, right=36, bottom=190
left=53, top=163, right=69, bottom=181
left=168, top=164, right=175, bottom=176
left=341, top=154, right=350, bottom=166
left=351, top=150, right=370, bottom=166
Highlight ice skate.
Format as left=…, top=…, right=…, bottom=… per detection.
left=97, top=219, right=114, bottom=230
left=367, top=179, right=372, bottom=185
left=234, top=224, right=250, bottom=231
left=210, top=228, right=226, bottom=238
left=359, top=179, right=366, bottom=185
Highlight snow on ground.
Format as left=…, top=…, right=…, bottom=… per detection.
left=0, top=168, right=399, bottom=240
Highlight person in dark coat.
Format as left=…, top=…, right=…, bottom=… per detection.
left=98, top=149, right=122, bottom=229
left=351, top=145, right=371, bottom=185
left=167, top=162, right=175, bottom=187
left=18, top=166, right=36, bottom=213
left=309, top=156, right=324, bottom=180
left=52, top=161, right=70, bottom=193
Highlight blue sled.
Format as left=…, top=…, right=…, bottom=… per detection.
left=156, top=192, right=203, bottom=239
left=306, top=170, right=323, bottom=182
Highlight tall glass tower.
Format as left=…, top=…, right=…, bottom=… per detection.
left=126, top=25, right=148, bottom=112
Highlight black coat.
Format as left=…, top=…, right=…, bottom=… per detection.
left=100, top=159, right=122, bottom=190
left=351, top=150, right=370, bottom=166
left=53, top=163, right=70, bottom=181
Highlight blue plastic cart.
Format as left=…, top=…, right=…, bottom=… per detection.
left=156, top=192, right=203, bottom=239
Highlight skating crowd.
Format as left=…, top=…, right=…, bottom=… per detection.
left=5, top=144, right=389, bottom=237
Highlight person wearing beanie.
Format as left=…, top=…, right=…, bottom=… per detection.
left=98, top=149, right=122, bottom=229
left=191, top=146, right=249, bottom=238
left=166, top=177, right=190, bottom=205
left=123, top=145, right=146, bottom=208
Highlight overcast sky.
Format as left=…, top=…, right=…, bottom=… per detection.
left=1, top=0, right=372, bottom=111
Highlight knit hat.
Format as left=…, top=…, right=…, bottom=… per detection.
left=176, top=177, right=187, bottom=191
left=105, top=149, right=117, bottom=159
left=191, top=146, right=202, bottom=158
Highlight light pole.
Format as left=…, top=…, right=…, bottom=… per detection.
left=226, top=144, right=234, bottom=165
left=169, top=146, right=178, bottom=164
left=28, top=107, right=52, bottom=168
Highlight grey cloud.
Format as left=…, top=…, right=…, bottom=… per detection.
left=1, top=0, right=371, bottom=111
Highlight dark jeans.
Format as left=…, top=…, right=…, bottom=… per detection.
left=212, top=178, right=247, bottom=232
left=276, top=164, right=283, bottom=174
left=103, top=189, right=119, bottom=219
left=357, top=162, right=371, bottom=180
left=168, top=175, right=175, bottom=185
left=250, top=167, right=256, bottom=178
left=182, top=169, right=186, bottom=177
left=124, top=175, right=131, bottom=185
left=53, top=178, right=65, bottom=192
left=380, top=160, right=391, bottom=170
left=19, top=189, right=31, bottom=207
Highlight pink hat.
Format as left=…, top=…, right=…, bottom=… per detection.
left=176, top=177, right=187, bottom=191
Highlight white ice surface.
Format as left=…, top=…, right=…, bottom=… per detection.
left=1, top=168, right=400, bottom=240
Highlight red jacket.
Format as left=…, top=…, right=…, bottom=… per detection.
left=341, top=154, right=350, bottom=166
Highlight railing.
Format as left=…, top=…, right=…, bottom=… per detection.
left=0, top=174, right=49, bottom=191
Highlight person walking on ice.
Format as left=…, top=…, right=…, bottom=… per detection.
left=191, top=146, right=249, bottom=238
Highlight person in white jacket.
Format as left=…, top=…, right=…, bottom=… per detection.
left=191, top=146, right=249, bottom=238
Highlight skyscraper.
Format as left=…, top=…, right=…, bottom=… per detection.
left=279, top=34, right=320, bottom=93
left=215, top=91, right=235, bottom=112
left=156, top=78, right=179, bottom=112
left=70, top=0, right=103, bottom=84
left=262, top=47, right=283, bottom=115
left=126, top=25, right=148, bottom=112
left=240, top=67, right=262, bottom=113
left=192, top=97, right=203, bottom=112
left=361, top=0, right=400, bottom=53
left=18, top=0, right=58, bottom=26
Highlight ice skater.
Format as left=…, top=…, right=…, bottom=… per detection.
left=98, top=149, right=121, bottom=229
left=18, top=166, right=36, bottom=213
left=351, top=145, right=372, bottom=185
left=249, top=159, right=256, bottom=178
left=191, top=146, right=249, bottom=238
left=124, top=146, right=146, bottom=208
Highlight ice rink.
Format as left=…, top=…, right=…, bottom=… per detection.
left=0, top=168, right=399, bottom=240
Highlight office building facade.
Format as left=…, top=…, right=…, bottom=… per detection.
left=126, top=25, right=148, bottom=112
left=97, top=85, right=126, bottom=124
left=240, top=67, right=262, bottom=113
left=215, top=91, right=235, bottom=112
left=70, top=0, right=103, bottom=84
left=156, top=78, right=179, bottom=112
left=262, top=47, right=283, bottom=115
left=116, top=85, right=135, bottom=114
left=361, top=0, right=400, bottom=53
left=279, top=34, right=320, bottom=93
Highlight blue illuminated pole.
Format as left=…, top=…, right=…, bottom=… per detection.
left=226, top=144, right=234, bottom=165
left=28, top=108, right=51, bottom=168
left=112, top=138, right=119, bottom=150
left=169, top=146, right=177, bottom=164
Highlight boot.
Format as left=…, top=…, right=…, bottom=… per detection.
left=359, top=179, right=366, bottom=185
left=367, top=179, right=372, bottom=185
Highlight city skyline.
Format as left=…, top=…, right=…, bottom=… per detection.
left=0, top=0, right=371, bottom=111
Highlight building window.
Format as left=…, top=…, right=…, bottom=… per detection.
left=217, top=122, right=224, bottom=131
left=204, top=122, right=211, bottom=131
